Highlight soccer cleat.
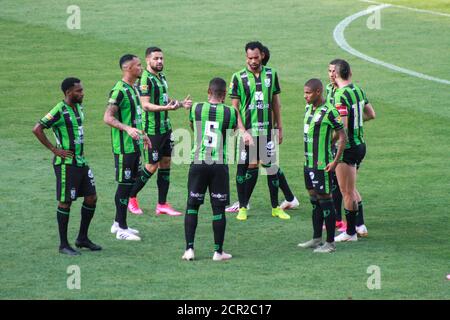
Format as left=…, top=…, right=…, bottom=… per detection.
left=75, top=239, right=102, bottom=251
left=313, top=242, right=336, bottom=253
left=236, top=207, right=248, bottom=221
left=272, top=207, right=291, bottom=220
left=225, top=201, right=250, bottom=213
left=128, top=197, right=143, bottom=215
left=156, top=203, right=182, bottom=216
left=182, top=248, right=195, bottom=261
left=280, top=197, right=300, bottom=210
left=111, top=221, right=139, bottom=235
left=336, top=220, right=347, bottom=232
left=334, top=232, right=358, bottom=242
left=213, top=251, right=232, bottom=261
left=297, top=238, right=322, bottom=249
left=116, top=228, right=141, bottom=241
left=356, top=224, right=368, bottom=237
left=59, top=246, right=81, bottom=256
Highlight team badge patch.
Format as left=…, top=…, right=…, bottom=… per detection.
left=152, top=150, right=159, bottom=162
left=265, top=78, right=271, bottom=87
left=124, top=168, right=131, bottom=180
left=70, top=188, right=76, bottom=200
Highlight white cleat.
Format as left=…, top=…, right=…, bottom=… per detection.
left=116, top=228, right=141, bottom=241
left=280, top=197, right=300, bottom=210
left=182, top=248, right=195, bottom=261
left=213, top=251, right=232, bottom=261
left=298, top=238, right=322, bottom=249
left=356, top=224, right=368, bottom=237
left=334, top=232, right=358, bottom=242
left=225, top=201, right=250, bottom=213
left=111, top=221, right=139, bottom=235
left=313, top=242, right=336, bottom=253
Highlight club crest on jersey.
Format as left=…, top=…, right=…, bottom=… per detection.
left=152, top=150, right=159, bottom=162
left=70, top=188, right=76, bottom=200
left=264, top=78, right=271, bottom=87
left=124, top=168, right=131, bottom=180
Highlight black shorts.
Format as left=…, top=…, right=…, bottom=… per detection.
left=237, top=134, right=276, bottom=165
left=304, top=166, right=333, bottom=195
left=54, top=164, right=96, bottom=202
left=187, top=163, right=230, bottom=206
left=114, top=152, right=141, bottom=183
left=342, top=143, right=366, bottom=168
left=144, top=131, right=174, bottom=164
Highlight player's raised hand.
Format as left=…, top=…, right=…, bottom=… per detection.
left=182, top=95, right=192, bottom=109
left=126, top=127, right=143, bottom=140
left=53, top=148, right=73, bottom=159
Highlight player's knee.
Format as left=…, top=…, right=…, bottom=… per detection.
left=145, top=163, right=158, bottom=173
left=58, top=201, right=71, bottom=209
left=159, top=157, right=171, bottom=169
left=85, top=194, right=97, bottom=206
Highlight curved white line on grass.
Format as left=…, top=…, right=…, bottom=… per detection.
left=360, top=0, right=450, bottom=18
left=333, top=4, right=450, bottom=85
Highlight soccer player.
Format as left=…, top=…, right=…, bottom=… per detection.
left=228, top=41, right=290, bottom=221
left=332, top=60, right=376, bottom=242
left=297, top=79, right=347, bottom=253
left=104, top=54, right=151, bottom=241
left=182, top=77, right=237, bottom=261
left=127, top=47, right=192, bottom=216
left=226, top=44, right=299, bottom=212
left=32, top=77, right=101, bottom=255
left=327, top=59, right=346, bottom=232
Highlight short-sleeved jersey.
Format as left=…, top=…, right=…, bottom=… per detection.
left=334, top=83, right=369, bottom=149
left=139, top=69, right=172, bottom=135
left=39, top=101, right=87, bottom=167
left=326, top=83, right=337, bottom=105
left=108, top=80, right=144, bottom=154
left=303, top=102, right=344, bottom=170
left=228, top=66, right=280, bottom=136
left=189, top=102, right=237, bottom=164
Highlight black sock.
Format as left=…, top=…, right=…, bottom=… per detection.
left=236, top=164, right=247, bottom=207
left=57, top=206, right=70, bottom=249
left=345, top=208, right=357, bottom=235
left=212, top=206, right=226, bottom=253
left=267, top=173, right=279, bottom=208
left=332, top=175, right=343, bottom=221
left=157, top=168, right=170, bottom=204
left=356, top=201, right=364, bottom=226
left=242, top=168, right=259, bottom=207
left=77, top=202, right=95, bottom=241
left=129, top=167, right=153, bottom=198
left=185, top=205, right=199, bottom=250
left=115, top=184, right=133, bottom=229
left=319, top=198, right=337, bottom=243
left=278, top=168, right=294, bottom=202
left=310, top=197, right=323, bottom=239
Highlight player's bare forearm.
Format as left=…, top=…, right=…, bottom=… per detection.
left=363, top=103, right=376, bottom=121
left=272, top=94, right=282, bottom=129
left=32, top=123, right=73, bottom=158
left=104, top=104, right=130, bottom=131
left=141, top=96, right=177, bottom=112
left=231, top=99, right=245, bottom=133
left=334, top=129, right=347, bottom=162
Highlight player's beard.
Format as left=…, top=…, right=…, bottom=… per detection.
left=151, top=64, right=164, bottom=72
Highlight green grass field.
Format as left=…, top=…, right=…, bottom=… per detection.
left=0, top=0, right=449, bottom=299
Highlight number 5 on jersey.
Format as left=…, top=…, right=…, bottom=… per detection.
left=204, top=121, right=219, bottom=147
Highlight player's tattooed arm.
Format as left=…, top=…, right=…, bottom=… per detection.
left=231, top=98, right=254, bottom=146
left=325, top=128, right=347, bottom=172
left=32, top=123, right=73, bottom=159
left=103, top=104, right=143, bottom=141
left=363, top=103, right=376, bottom=121
left=272, top=94, right=283, bottom=144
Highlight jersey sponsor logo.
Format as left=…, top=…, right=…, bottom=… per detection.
left=336, top=104, right=348, bottom=116
left=140, top=85, right=148, bottom=92
left=45, top=113, right=54, bottom=121
left=70, top=188, right=76, bottom=200
left=240, top=150, right=247, bottom=161
left=309, top=171, right=315, bottom=180
left=108, top=98, right=116, bottom=105
left=163, top=93, right=169, bottom=105
left=124, top=168, right=132, bottom=180
left=264, top=78, right=271, bottom=87
left=248, top=103, right=269, bottom=110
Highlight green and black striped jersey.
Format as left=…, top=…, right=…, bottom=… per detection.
left=326, top=83, right=337, bottom=106
left=189, top=102, right=238, bottom=164
left=108, top=80, right=144, bottom=154
left=228, top=66, right=280, bottom=136
left=334, top=83, right=369, bottom=149
left=303, top=102, right=344, bottom=170
left=139, top=69, right=172, bottom=135
left=39, top=101, right=87, bottom=167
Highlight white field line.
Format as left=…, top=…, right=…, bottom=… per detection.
left=360, top=0, right=450, bottom=18
left=333, top=4, right=450, bottom=85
